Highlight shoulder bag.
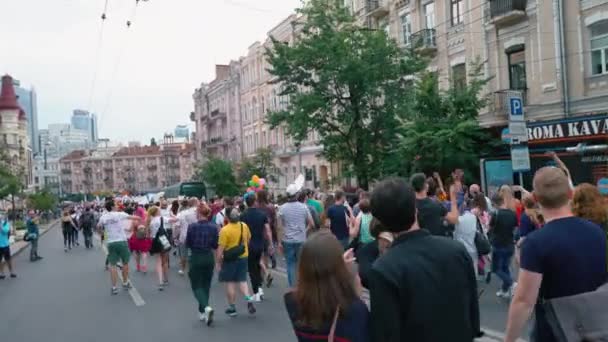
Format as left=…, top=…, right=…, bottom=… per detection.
left=223, top=223, right=245, bottom=262
left=151, top=217, right=172, bottom=254
left=543, top=283, right=608, bottom=342
left=474, top=217, right=491, bottom=256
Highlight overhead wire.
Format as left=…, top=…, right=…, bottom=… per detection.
left=86, top=0, right=110, bottom=115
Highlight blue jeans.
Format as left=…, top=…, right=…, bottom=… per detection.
left=283, top=241, right=302, bottom=288
left=492, top=245, right=514, bottom=292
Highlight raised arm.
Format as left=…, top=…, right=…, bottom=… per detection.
left=445, top=185, right=460, bottom=225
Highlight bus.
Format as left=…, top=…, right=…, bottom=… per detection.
left=161, top=181, right=208, bottom=200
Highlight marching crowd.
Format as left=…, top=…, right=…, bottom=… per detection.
left=1, top=155, right=607, bottom=342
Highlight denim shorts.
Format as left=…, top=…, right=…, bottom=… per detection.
left=219, top=257, right=248, bottom=283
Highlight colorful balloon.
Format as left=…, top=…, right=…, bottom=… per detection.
left=259, top=178, right=266, bottom=186
left=252, top=175, right=260, bottom=183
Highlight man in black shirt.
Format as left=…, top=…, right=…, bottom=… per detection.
left=240, top=195, right=272, bottom=302
left=489, top=194, right=518, bottom=298
left=410, top=173, right=449, bottom=237
left=368, top=177, right=481, bottom=342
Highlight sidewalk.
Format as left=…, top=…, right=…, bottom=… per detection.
left=9, top=219, right=59, bottom=257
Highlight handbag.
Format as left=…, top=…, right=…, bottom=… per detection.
left=223, top=223, right=245, bottom=262
left=151, top=218, right=172, bottom=253
left=474, top=217, right=491, bottom=256
left=135, top=226, right=147, bottom=240
left=543, top=283, right=608, bottom=342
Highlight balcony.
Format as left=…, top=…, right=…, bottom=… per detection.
left=366, top=0, right=389, bottom=18
left=61, top=169, right=72, bottom=175
left=411, top=29, right=437, bottom=55
left=488, top=0, right=527, bottom=27
left=203, top=137, right=226, bottom=148
left=490, top=89, right=528, bottom=118
left=210, top=109, right=226, bottom=120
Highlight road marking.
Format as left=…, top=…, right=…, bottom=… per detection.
left=100, top=241, right=146, bottom=307
left=270, top=266, right=527, bottom=342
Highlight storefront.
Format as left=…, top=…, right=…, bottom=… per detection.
left=481, top=114, right=608, bottom=194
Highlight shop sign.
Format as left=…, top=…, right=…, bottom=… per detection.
left=527, top=116, right=608, bottom=142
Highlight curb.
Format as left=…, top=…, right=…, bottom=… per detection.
left=10, top=220, right=60, bottom=257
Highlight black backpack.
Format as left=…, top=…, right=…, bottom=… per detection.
left=81, top=212, right=95, bottom=229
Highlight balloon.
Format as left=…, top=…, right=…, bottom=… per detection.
left=259, top=184, right=265, bottom=189
left=252, top=175, right=260, bottom=183
left=248, top=180, right=254, bottom=187
left=259, top=178, right=266, bottom=186
left=253, top=182, right=259, bottom=188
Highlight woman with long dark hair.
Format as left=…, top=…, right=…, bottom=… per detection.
left=284, top=232, right=369, bottom=342
left=61, top=210, right=78, bottom=252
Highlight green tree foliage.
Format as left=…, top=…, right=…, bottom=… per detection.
left=150, top=138, right=157, bottom=146
left=28, top=189, right=57, bottom=211
left=237, top=147, right=281, bottom=184
left=397, top=61, right=500, bottom=178
left=0, top=148, right=23, bottom=200
left=196, top=158, right=239, bottom=197
left=265, top=0, right=425, bottom=189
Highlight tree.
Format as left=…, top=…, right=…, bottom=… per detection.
left=396, top=61, right=500, bottom=179
left=237, top=147, right=282, bottom=184
left=150, top=138, right=157, bottom=146
left=28, top=189, right=57, bottom=212
left=195, top=158, right=240, bottom=197
left=265, top=0, right=425, bottom=189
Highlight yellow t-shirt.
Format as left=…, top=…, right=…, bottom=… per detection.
left=219, top=222, right=251, bottom=258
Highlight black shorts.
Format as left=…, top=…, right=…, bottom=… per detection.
left=0, top=246, right=10, bottom=262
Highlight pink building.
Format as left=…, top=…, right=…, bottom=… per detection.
left=59, top=142, right=196, bottom=195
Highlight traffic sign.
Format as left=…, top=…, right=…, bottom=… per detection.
left=511, top=145, right=531, bottom=172
left=508, top=96, right=524, bottom=122
left=508, top=121, right=528, bottom=144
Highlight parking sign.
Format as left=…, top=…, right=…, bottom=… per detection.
left=509, top=96, right=524, bottom=121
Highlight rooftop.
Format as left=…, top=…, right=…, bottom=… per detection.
left=0, top=75, right=23, bottom=112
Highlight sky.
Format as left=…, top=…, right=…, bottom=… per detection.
left=0, top=0, right=301, bottom=143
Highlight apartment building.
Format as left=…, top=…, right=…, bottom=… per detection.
left=59, top=142, right=196, bottom=195
left=351, top=0, right=607, bottom=186
left=193, top=15, right=333, bottom=192
left=192, top=63, right=242, bottom=161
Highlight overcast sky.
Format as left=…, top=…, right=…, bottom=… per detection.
left=0, top=0, right=300, bottom=143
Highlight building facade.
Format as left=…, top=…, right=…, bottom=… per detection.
left=43, top=123, right=94, bottom=159
left=59, top=142, right=196, bottom=195
left=71, top=109, right=98, bottom=144
left=0, top=74, right=31, bottom=186
left=192, top=63, right=243, bottom=162
left=12, top=79, right=39, bottom=155
left=32, top=155, right=60, bottom=195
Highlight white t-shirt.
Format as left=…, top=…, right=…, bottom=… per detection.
left=149, top=216, right=173, bottom=238
left=215, top=209, right=226, bottom=227
left=160, top=209, right=174, bottom=229
left=176, top=207, right=198, bottom=245
left=99, top=211, right=130, bottom=243
left=454, top=211, right=478, bottom=256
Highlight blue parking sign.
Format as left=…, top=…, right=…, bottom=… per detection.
left=509, top=96, right=524, bottom=121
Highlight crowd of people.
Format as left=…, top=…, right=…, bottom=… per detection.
left=1, top=152, right=607, bottom=341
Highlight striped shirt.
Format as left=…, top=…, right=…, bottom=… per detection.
left=278, top=201, right=309, bottom=243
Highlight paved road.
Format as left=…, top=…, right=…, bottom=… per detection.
left=0, top=226, right=527, bottom=341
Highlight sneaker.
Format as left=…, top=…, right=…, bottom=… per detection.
left=35, top=256, right=43, bottom=261
left=266, top=274, right=273, bottom=288
left=111, top=287, right=119, bottom=295
left=198, top=312, right=206, bottom=321
left=163, top=279, right=169, bottom=286
left=509, top=282, right=518, bottom=297
left=9, top=273, right=16, bottom=278
left=64, top=247, right=68, bottom=252
left=225, top=306, right=237, bottom=317
left=178, top=269, right=184, bottom=276
left=0, top=274, right=5, bottom=280
left=158, top=284, right=164, bottom=291
left=247, top=301, right=256, bottom=315
left=251, top=293, right=262, bottom=303
left=496, top=290, right=509, bottom=298
left=123, top=281, right=132, bottom=290
left=205, top=306, right=214, bottom=326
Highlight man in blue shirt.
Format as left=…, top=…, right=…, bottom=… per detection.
left=0, top=213, right=16, bottom=278
left=26, top=210, right=43, bottom=262
left=505, top=167, right=607, bottom=342
left=326, top=190, right=352, bottom=250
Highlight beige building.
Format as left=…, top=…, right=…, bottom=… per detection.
left=192, top=63, right=242, bottom=162
left=59, top=142, right=196, bottom=195
left=0, top=74, right=32, bottom=187
left=193, top=15, right=334, bottom=192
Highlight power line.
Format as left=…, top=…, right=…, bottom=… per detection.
left=86, top=0, right=111, bottom=113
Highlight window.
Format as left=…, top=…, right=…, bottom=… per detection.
left=424, top=2, right=435, bottom=29
left=508, top=48, right=527, bottom=90
left=255, top=133, right=259, bottom=150
left=401, top=13, right=412, bottom=46
left=451, top=0, right=464, bottom=26
left=591, top=20, right=608, bottom=75
left=452, top=63, right=466, bottom=91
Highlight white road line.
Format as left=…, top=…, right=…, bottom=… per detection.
left=100, top=241, right=146, bottom=307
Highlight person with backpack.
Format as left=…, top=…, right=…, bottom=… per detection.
left=505, top=167, right=608, bottom=342
left=147, top=206, right=178, bottom=291
left=80, top=207, right=96, bottom=249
